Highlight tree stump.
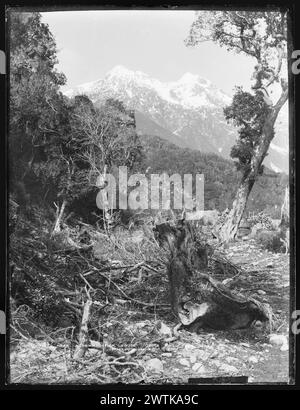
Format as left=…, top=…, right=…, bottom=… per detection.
left=154, top=219, right=208, bottom=317
left=154, top=219, right=271, bottom=331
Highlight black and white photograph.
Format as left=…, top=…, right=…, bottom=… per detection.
left=7, top=6, right=295, bottom=386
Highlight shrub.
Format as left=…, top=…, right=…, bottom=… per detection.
left=256, top=230, right=285, bottom=253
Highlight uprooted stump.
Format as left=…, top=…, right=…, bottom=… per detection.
left=154, top=219, right=209, bottom=314
left=179, top=272, right=272, bottom=331
left=154, top=219, right=272, bottom=331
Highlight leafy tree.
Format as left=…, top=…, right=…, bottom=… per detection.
left=9, top=12, right=66, bottom=191
left=186, top=10, right=288, bottom=241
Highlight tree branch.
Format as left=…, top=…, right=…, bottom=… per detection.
left=271, top=86, right=288, bottom=121
left=265, top=42, right=285, bottom=88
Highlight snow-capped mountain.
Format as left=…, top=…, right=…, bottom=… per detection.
left=65, top=65, right=231, bottom=108
left=64, top=65, right=289, bottom=173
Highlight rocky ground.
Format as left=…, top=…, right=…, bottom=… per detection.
left=10, top=238, right=290, bottom=385
left=151, top=239, right=290, bottom=384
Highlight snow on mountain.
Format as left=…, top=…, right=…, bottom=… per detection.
left=65, top=65, right=231, bottom=109
left=170, top=72, right=230, bottom=108
left=64, top=65, right=289, bottom=173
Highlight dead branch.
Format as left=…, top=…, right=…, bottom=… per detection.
left=74, top=295, right=93, bottom=360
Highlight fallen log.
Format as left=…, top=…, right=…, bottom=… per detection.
left=154, top=218, right=271, bottom=331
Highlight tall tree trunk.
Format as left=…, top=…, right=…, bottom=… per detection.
left=219, top=87, right=288, bottom=243
left=219, top=176, right=255, bottom=242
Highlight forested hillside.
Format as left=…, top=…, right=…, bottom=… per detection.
left=139, top=134, right=288, bottom=216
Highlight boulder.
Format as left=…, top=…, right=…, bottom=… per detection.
left=145, top=358, right=164, bottom=373
left=269, top=334, right=288, bottom=348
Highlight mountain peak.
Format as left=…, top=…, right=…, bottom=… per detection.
left=106, top=65, right=134, bottom=77
left=106, top=65, right=150, bottom=82
left=178, top=72, right=211, bottom=87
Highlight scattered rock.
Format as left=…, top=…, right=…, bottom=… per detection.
left=162, top=352, right=172, bottom=358
left=280, top=342, right=289, bottom=352
left=158, top=322, right=172, bottom=337
left=134, top=321, right=148, bottom=328
left=269, top=334, right=288, bottom=347
left=225, top=356, right=239, bottom=364
left=218, top=363, right=238, bottom=374
left=197, top=366, right=208, bottom=375
left=257, top=290, right=266, bottom=295
left=90, top=340, right=102, bottom=349
left=189, top=355, right=197, bottom=364
left=192, top=363, right=202, bottom=372
left=184, top=344, right=195, bottom=351
left=162, top=344, right=172, bottom=352
left=179, top=358, right=190, bottom=367
left=248, top=356, right=259, bottom=364
left=194, top=349, right=206, bottom=359
left=193, top=363, right=208, bottom=374
left=145, top=358, right=163, bottom=373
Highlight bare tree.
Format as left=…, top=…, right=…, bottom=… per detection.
left=72, top=97, right=142, bottom=230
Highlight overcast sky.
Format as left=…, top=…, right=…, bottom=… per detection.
left=41, top=10, right=256, bottom=95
